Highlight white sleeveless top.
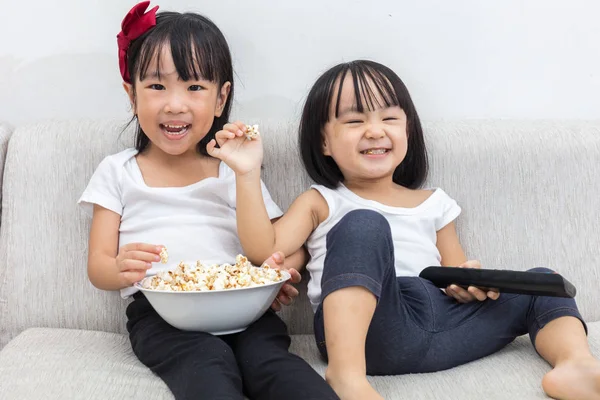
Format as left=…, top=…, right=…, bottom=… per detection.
left=305, top=184, right=461, bottom=312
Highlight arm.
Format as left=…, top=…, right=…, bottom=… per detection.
left=88, top=204, right=161, bottom=290
left=436, top=222, right=499, bottom=302
left=436, top=222, right=467, bottom=266
left=236, top=170, right=322, bottom=266
left=205, top=122, right=324, bottom=266
left=283, top=246, right=309, bottom=272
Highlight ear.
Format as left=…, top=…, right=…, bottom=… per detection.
left=122, top=82, right=136, bottom=112
left=215, top=81, right=231, bottom=117
left=322, top=134, right=331, bottom=156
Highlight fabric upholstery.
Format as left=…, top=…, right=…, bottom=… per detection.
left=0, top=122, right=13, bottom=225
left=1, top=119, right=599, bottom=349
left=1, top=323, right=599, bottom=399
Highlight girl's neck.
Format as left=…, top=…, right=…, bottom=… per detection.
left=137, top=144, right=220, bottom=188
left=343, top=176, right=398, bottom=197
left=144, top=144, right=204, bottom=167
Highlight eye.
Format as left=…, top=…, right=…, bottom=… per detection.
left=148, top=84, right=165, bottom=90
left=188, top=85, right=204, bottom=91
left=383, top=117, right=398, bottom=121
left=346, top=120, right=363, bottom=124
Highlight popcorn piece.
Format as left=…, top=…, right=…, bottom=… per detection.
left=142, top=254, right=283, bottom=291
left=159, top=247, right=168, bottom=264
left=245, top=124, right=260, bottom=140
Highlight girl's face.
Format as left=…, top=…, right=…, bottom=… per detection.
left=322, top=73, right=408, bottom=184
left=124, top=45, right=230, bottom=157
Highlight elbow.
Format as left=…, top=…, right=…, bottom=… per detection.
left=87, top=266, right=102, bottom=290
left=242, top=246, right=276, bottom=267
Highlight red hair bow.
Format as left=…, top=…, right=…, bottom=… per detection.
left=117, top=1, right=159, bottom=83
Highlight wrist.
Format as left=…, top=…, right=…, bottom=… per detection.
left=236, top=168, right=261, bottom=182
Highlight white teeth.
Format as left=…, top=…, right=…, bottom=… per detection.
left=363, top=149, right=387, bottom=155
left=162, top=126, right=189, bottom=136
left=164, top=124, right=188, bottom=129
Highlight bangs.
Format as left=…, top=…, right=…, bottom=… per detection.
left=300, top=59, right=427, bottom=189
left=317, top=62, right=403, bottom=122
left=132, top=13, right=230, bottom=83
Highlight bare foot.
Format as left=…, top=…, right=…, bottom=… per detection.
left=325, top=368, right=384, bottom=400
left=542, top=357, right=600, bottom=400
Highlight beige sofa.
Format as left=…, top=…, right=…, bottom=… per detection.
left=0, top=119, right=599, bottom=399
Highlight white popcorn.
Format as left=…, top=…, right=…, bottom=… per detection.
left=245, top=124, right=260, bottom=140
left=159, top=247, right=168, bottom=264
left=142, top=254, right=283, bottom=291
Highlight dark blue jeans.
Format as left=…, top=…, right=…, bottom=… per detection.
left=313, top=209, right=586, bottom=375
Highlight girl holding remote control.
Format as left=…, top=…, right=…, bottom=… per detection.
left=210, top=60, right=600, bottom=400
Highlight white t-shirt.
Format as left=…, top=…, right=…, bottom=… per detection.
left=78, top=148, right=283, bottom=298
left=306, top=184, right=461, bottom=312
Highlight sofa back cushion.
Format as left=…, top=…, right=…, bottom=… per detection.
left=0, top=122, right=13, bottom=226
left=1, top=119, right=599, bottom=348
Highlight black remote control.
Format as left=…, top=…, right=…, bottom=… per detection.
left=419, top=267, right=576, bottom=298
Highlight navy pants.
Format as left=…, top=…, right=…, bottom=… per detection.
left=314, top=210, right=586, bottom=375
left=127, top=293, right=339, bottom=400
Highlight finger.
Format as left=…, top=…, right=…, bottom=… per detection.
left=446, top=289, right=464, bottom=303
left=119, top=259, right=152, bottom=272
left=270, top=299, right=281, bottom=311
left=122, top=243, right=162, bottom=254
left=446, top=287, right=465, bottom=303
left=215, top=129, right=236, bottom=146
left=125, top=250, right=161, bottom=263
left=271, top=251, right=285, bottom=265
left=488, top=290, right=500, bottom=300
left=288, top=268, right=302, bottom=284
left=445, top=286, right=461, bottom=302
left=223, top=122, right=244, bottom=135
left=460, top=260, right=482, bottom=269
left=206, top=139, right=220, bottom=158
left=282, top=283, right=299, bottom=298
left=263, top=251, right=285, bottom=269
left=121, top=270, right=147, bottom=285
left=223, top=122, right=245, bottom=137
left=277, top=294, right=293, bottom=306
left=231, top=121, right=248, bottom=136
left=450, top=285, right=475, bottom=303
left=467, top=286, right=488, bottom=301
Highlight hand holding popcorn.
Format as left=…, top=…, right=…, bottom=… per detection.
left=206, top=121, right=263, bottom=176
left=115, top=243, right=164, bottom=287
left=263, top=251, right=301, bottom=312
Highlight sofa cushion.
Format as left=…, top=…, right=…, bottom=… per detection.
left=1, top=120, right=600, bottom=349
left=0, top=122, right=13, bottom=225
left=1, top=323, right=599, bottom=399
left=0, top=119, right=314, bottom=350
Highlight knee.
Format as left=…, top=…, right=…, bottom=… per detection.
left=527, top=267, right=555, bottom=274
left=327, top=209, right=391, bottom=246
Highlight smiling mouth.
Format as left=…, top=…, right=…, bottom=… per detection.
left=160, top=124, right=191, bottom=136
left=360, top=148, right=390, bottom=155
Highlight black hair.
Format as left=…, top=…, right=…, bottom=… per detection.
left=299, top=60, right=427, bottom=189
left=125, top=11, right=233, bottom=156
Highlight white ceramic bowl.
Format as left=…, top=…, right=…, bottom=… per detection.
left=134, top=267, right=290, bottom=335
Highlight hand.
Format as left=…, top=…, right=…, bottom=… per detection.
left=263, top=251, right=302, bottom=311
left=115, top=243, right=163, bottom=287
left=206, top=121, right=263, bottom=176
left=445, top=260, right=500, bottom=303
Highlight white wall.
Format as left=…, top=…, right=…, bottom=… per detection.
left=1, top=0, right=600, bottom=126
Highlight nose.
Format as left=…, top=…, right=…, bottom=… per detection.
left=163, top=91, right=189, bottom=114
left=365, top=122, right=385, bottom=139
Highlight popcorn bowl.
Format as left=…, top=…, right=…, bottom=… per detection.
left=134, top=262, right=290, bottom=335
